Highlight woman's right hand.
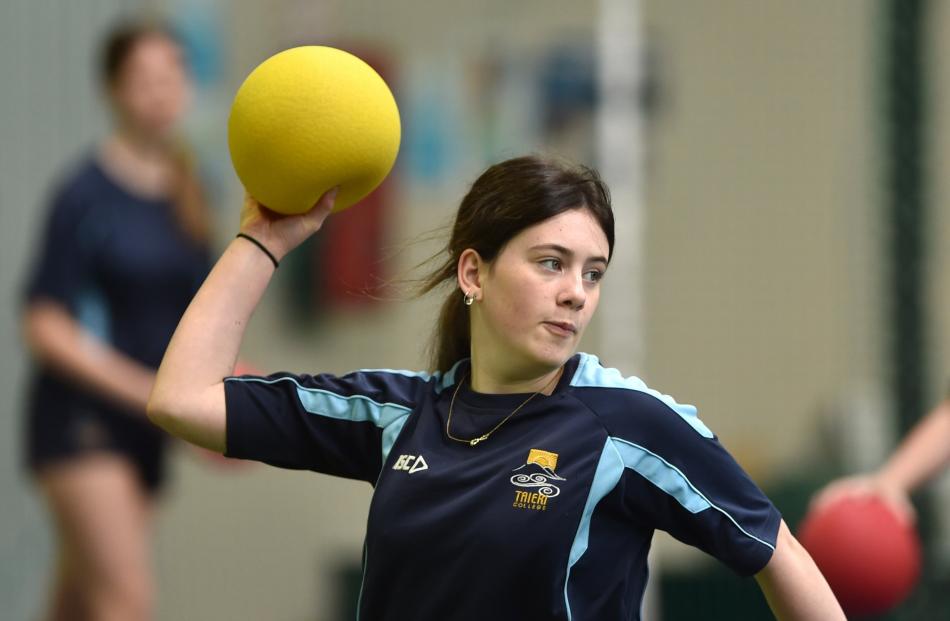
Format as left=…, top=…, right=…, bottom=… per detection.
left=809, top=474, right=915, bottom=525
left=239, top=187, right=338, bottom=261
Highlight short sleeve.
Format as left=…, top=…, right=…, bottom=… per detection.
left=224, top=369, right=430, bottom=483
left=24, top=183, right=97, bottom=309
left=606, top=393, right=781, bottom=576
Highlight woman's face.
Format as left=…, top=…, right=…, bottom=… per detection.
left=109, top=34, right=190, bottom=139
left=469, top=208, right=610, bottom=377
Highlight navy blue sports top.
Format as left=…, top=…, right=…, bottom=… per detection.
left=24, top=156, right=209, bottom=413
left=225, top=352, right=781, bottom=620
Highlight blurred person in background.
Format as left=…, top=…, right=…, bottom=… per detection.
left=20, top=20, right=210, bottom=621
left=812, top=395, right=950, bottom=525
left=149, top=156, right=844, bottom=620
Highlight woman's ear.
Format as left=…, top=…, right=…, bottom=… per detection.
left=457, top=248, right=484, bottom=301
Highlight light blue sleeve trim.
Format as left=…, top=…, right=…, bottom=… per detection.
left=355, top=367, right=433, bottom=381
left=225, top=375, right=413, bottom=466
left=569, top=353, right=714, bottom=439
left=76, top=288, right=111, bottom=343
left=563, top=439, right=625, bottom=621
left=612, top=437, right=775, bottom=552
left=380, top=416, right=410, bottom=466
left=226, top=375, right=412, bottom=426
left=611, top=437, right=710, bottom=514
left=562, top=435, right=776, bottom=619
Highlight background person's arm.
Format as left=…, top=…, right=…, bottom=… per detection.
left=147, top=190, right=336, bottom=452
left=755, top=520, right=846, bottom=620
left=877, top=399, right=950, bottom=493
left=23, top=300, right=155, bottom=413
left=811, top=398, right=950, bottom=523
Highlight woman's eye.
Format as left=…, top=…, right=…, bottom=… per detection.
left=584, top=270, right=604, bottom=283
left=539, top=258, right=561, bottom=271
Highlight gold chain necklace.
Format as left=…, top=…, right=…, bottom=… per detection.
left=445, top=369, right=562, bottom=447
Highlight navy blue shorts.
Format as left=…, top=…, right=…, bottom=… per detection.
left=25, top=374, right=169, bottom=495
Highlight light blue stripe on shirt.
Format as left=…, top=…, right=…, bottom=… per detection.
left=564, top=434, right=774, bottom=617
left=228, top=375, right=413, bottom=465
left=76, top=287, right=111, bottom=342
left=564, top=439, right=625, bottom=620
left=569, top=353, right=714, bottom=438
left=612, top=436, right=774, bottom=551
left=611, top=437, right=710, bottom=513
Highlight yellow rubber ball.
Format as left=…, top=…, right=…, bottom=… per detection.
left=228, top=46, right=400, bottom=214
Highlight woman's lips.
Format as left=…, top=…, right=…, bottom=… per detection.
left=543, top=321, right=576, bottom=337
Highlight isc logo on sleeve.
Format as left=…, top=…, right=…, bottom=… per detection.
left=392, top=454, right=428, bottom=474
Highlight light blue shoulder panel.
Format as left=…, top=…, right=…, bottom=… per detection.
left=229, top=372, right=417, bottom=465
left=569, top=353, right=714, bottom=438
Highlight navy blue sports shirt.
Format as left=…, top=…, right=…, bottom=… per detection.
left=225, top=352, right=781, bottom=620
left=24, top=156, right=209, bottom=368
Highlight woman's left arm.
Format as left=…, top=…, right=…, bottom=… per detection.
left=755, top=520, right=845, bottom=620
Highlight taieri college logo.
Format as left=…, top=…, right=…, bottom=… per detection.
left=511, top=449, right=566, bottom=511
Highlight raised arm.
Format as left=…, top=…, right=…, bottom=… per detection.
left=146, top=189, right=336, bottom=452
left=755, top=520, right=846, bottom=620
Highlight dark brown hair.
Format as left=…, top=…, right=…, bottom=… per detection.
left=98, top=20, right=209, bottom=245
left=100, top=20, right=179, bottom=86
left=419, top=155, right=614, bottom=372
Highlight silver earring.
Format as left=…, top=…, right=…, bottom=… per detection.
left=463, top=291, right=475, bottom=306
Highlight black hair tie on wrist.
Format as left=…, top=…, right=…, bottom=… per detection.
left=236, top=233, right=279, bottom=269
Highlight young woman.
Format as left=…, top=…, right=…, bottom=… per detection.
left=22, top=22, right=209, bottom=621
left=148, top=157, right=844, bottom=619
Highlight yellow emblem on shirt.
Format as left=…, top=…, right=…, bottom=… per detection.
left=511, top=449, right=565, bottom=511
left=526, top=448, right=558, bottom=472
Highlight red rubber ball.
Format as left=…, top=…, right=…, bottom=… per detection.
left=798, top=496, right=921, bottom=618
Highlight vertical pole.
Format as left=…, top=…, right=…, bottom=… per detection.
left=596, top=0, right=654, bottom=618
left=883, top=0, right=934, bottom=594
left=884, top=0, right=929, bottom=438
left=597, top=0, right=645, bottom=373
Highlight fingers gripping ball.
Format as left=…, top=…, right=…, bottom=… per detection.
left=798, top=497, right=921, bottom=618
left=228, top=46, right=400, bottom=215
